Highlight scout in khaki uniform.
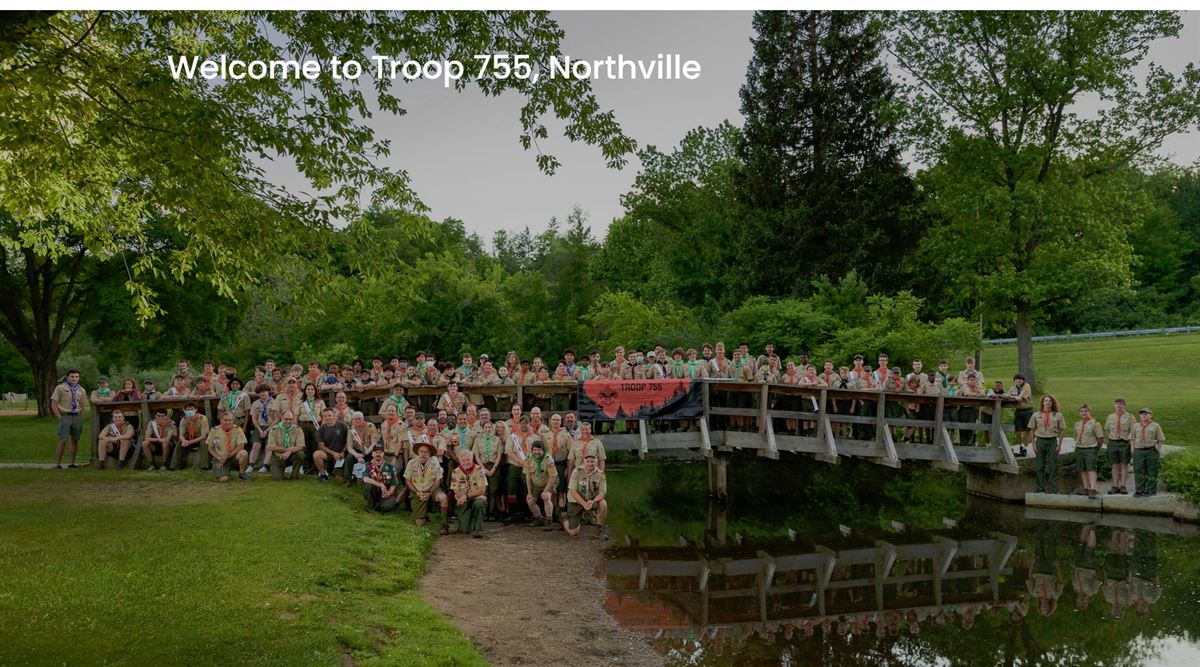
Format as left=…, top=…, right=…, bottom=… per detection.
left=97, top=410, right=136, bottom=469
left=470, top=420, right=504, bottom=519
left=451, top=449, right=488, bottom=537
left=141, top=409, right=176, bottom=471
left=568, top=421, right=606, bottom=472
left=564, top=453, right=607, bottom=537
left=405, top=441, right=449, bottom=533
left=1074, top=404, right=1105, bottom=497
left=1027, top=395, right=1066, bottom=494
left=296, top=384, right=326, bottom=465
left=362, top=444, right=402, bottom=513
left=958, top=356, right=984, bottom=389
left=50, top=369, right=88, bottom=468
left=436, top=381, right=467, bottom=416
left=1009, top=374, right=1033, bottom=454
left=1105, top=397, right=1135, bottom=494
left=524, top=441, right=558, bottom=530
left=216, top=377, right=250, bottom=429
left=1131, top=408, right=1166, bottom=497
left=267, top=411, right=306, bottom=480
left=208, top=412, right=250, bottom=482
left=378, top=403, right=407, bottom=468
left=248, top=387, right=273, bottom=472
left=172, top=401, right=210, bottom=470
left=346, top=411, right=378, bottom=480
left=270, top=378, right=302, bottom=427
left=504, top=417, right=540, bottom=522
left=90, top=376, right=114, bottom=404
left=542, top=413, right=573, bottom=519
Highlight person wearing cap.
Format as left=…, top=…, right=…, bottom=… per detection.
left=450, top=449, right=487, bottom=537
left=1105, top=397, right=1135, bottom=494
left=207, top=411, right=250, bottom=482
left=217, top=376, right=250, bottom=430
left=564, top=452, right=607, bottom=537
left=141, top=377, right=160, bottom=401
left=568, top=421, right=606, bottom=472
left=141, top=408, right=176, bottom=470
left=1027, top=395, right=1066, bottom=493
left=314, top=407, right=350, bottom=483
left=97, top=409, right=136, bottom=469
left=1074, top=404, right=1105, bottom=497
left=50, top=369, right=88, bottom=469
left=470, top=419, right=504, bottom=520
left=267, top=410, right=306, bottom=480
left=171, top=401, right=210, bottom=470
left=1131, top=408, right=1166, bottom=497
left=248, top=386, right=274, bottom=472
left=504, top=416, right=539, bottom=523
left=362, top=444, right=402, bottom=513
left=404, top=441, right=449, bottom=533
left=524, top=440, right=558, bottom=530
left=89, top=376, right=114, bottom=404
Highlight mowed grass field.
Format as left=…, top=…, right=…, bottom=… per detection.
left=981, top=332, right=1200, bottom=449
left=0, top=468, right=485, bottom=667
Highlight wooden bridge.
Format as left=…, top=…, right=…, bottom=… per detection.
left=603, top=529, right=1018, bottom=629
left=88, top=381, right=1020, bottom=476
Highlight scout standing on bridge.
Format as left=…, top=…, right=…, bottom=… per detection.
left=1009, top=375, right=1033, bottom=457
left=51, top=369, right=88, bottom=469
left=1074, top=404, right=1104, bottom=497
left=1131, top=408, right=1166, bottom=497
left=1028, top=395, right=1066, bottom=493
left=1105, top=397, right=1134, bottom=494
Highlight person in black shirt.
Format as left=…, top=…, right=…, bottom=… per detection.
left=314, top=407, right=350, bottom=483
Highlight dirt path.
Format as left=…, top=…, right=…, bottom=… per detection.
left=419, top=522, right=663, bottom=667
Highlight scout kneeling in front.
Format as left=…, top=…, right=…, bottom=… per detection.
left=564, top=453, right=608, bottom=538
left=405, top=441, right=449, bottom=533
left=207, top=412, right=250, bottom=482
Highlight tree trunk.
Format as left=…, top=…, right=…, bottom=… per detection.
left=1014, top=312, right=1036, bottom=390
left=26, top=347, right=61, bottom=418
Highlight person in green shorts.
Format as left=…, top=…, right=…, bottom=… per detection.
left=451, top=449, right=488, bottom=538
left=1131, top=408, right=1166, bottom=497
left=1009, top=374, right=1033, bottom=456
left=1105, top=397, right=1134, bottom=494
left=564, top=453, right=607, bottom=538
left=50, top=369, right=88, bottom=469
left=471, top=419, right=504, bottom=520
left=404, top=441, right=449, bottom=533
left=207, top=411, right=250, bottom=482
left=140, top=408, right=176, bottom=471
left=524, top=441, right=558, bottom=531
left=173, top=401, right=210, bottom=470
left=1027, top=395, right=1066, bottom=493
left=1074, top=404, right=1104, bottom=497
left=267, top=411, right=306, bottom=480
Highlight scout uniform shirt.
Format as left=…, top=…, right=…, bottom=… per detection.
left=102, top=420, right=135, bottom=443
left=506, top=429, right=539, bottom=469
left=728, top=359, right=755, bottom=382
left=207, top=425, right=248, bottom=460
left=568, top=466, right=607, bottom=503
left=365, top=460, right=398, bottom=488
left=436, top=390, right=466, bottom=415
left=1131, top=421, right=1166, bottom=450
left=379, top=418, right=408, bottom=459
left=267, top=423, right=305, bottom=453
left=471, top=432, right=503, bottom=469
left=1106, top=412, right=1134, bottom=441
left=144, top=419, right=177, bottom=446
left=220, top=389, right=250, bottom=423
left=450, top=463, right=487, bottom=499
left=958, top=368, right=985, bottom=388
left=270, top=390, right=303, bottom=423
left=179, top=413, right=210, bottom=443
left=347, top=421, right=378, bottom=454
left=90, top=386, right=114, bottom=403
left=251, top=398, right=273, bottom=432
left=296, top=397, right=325, bottom=428
left=568, top=435, right=606, bottom=471
left=330, top=402, right=354, bottom=424
left=1027, top=411, right=1066, bottom=439
left=383, top=392, right=409, bottom=416
left=543, top=427, right=572, bottom=465
left=404, top=457, right=443, bottom=494
left=524, top=452, right=557, bottom=491
left=1075, top=415, right=1104, bottom=448
left=51, top=380, right=88, bottom=414
left=1010, top=383, right=1032, bottom=409
left=676, top=359, right=707, bottom=379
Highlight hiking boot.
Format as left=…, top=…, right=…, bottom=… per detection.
left=528, top=517, right=542, bottom=528
left=472, top=529, right=483, bottom=539
left=439, top=523, right=450, bottom=536
left=239, top=472, right=251, bottom=481
left=543, top=517, right=553, bottom=532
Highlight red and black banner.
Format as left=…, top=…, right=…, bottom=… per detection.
left=577, top=379, right=703, bottom=421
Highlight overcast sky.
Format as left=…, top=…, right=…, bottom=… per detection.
left=282, top=10, right=1200, bottom=244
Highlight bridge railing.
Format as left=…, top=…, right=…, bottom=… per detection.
left=89, top=380, right=1020, bottom=472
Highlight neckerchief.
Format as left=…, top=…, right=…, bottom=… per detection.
left=351, top=423, right=368, bottom=447
left=480, top=434, right=495, bottom=461
left=97, top=387, right=112, bottom=397
left=455, top=426, right=469, bottom=448
left=185, top=415, right=200, bottom=439
left=276, top=423, right=295, bottom=448
left=225, top=390, right=243, bottom=411
left=510, top=431, right=528, bottom=462
left=258, top=400, right=269, bottom=423
left=532, top=451, right=546, bottom=475
left=1077, top=416, right=1092, bottom=440
left=1113, top=411, right=1127, bottom=438
left=578, top=366, right=590, bottom=381
left=109, top=422, right=121, bottom=437
left=547, top=427, right=563, bottom=456
left=1042, top=408, right=1051, bottom=427
left=579, top=435, right=593, bottom=460
left=220, top=426, right=236, bottom=456
left=65, top=382, right=80, bottom=411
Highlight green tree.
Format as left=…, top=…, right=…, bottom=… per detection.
left=889, top=11, right=1200, bottom=387
left=735, top=10, right=920, bottom=297
left=0, top=11, right=633, bottom=414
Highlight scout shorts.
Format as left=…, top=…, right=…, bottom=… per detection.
left=1076, top=447, right=1099, bottom=472
left=1107, top=439, right=1131, bottom=466
left=566, top=501, right=596, bottom=530
left=57, top=413, right=83, bottom=440
left=212, top=457, right=241, bottom=479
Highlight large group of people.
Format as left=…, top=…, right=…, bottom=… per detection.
left=49, top=342, right=1171, bottom=537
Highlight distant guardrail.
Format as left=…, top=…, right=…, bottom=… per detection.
left=985, top=325, right=1200, bottom=345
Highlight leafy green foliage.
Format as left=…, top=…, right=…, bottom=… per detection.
left=1158, top=452, right=1200, bottom=506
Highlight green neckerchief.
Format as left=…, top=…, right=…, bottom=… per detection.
left=304, top=398, right=316, bottom=419
left=937, top=371, right=949, bottom=390
left=226, top=389, right=243, bottom=410
left=388, top=394, right=407, bottom=409
left=97, top=387, right=112, bottom=397
left=276, top=423, right=295, bottom=447
left=456, top=426, right=469, bottom=447
left=578, top=367, right=589, bottom=381
left=532, top=451, right=546, bottom=474
left=481, top=434, right=495, bottom=460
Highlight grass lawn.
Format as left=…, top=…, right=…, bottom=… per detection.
left=982, top=332, right=1200, bottom=450
left=0, top=412, right=93, bottom=463
left=0, top=468, right=485, bottom=666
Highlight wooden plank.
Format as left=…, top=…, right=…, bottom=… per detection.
left=816, top=389, right=838, bottom=464
left=952, top=446, right=1005, bottom=464
left=772, top=434, right=824, bottom=455
left=759, top=418, right=779, bottom=460
left=725, top=431, right=768, bottom=450
left=638, top=420, right=648, bottom=460
left=935, top=421, right=961, bottom=471
left=759, top=384, right=769, bottom=435
left=835, top=440, right=888, bottom=459
left=699, top=418, right=712, bottom=457
left=708, top=407, right=759, bottom=417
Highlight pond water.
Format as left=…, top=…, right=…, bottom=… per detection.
left=599, top=456, right=1200, bottom=666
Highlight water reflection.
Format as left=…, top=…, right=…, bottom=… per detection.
left=601, top=459, right=1196, bottom=666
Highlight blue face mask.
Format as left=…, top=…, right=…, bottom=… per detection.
left=184, top=409, right=196, bottom=418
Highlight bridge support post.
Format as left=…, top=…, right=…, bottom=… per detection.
left=708, top=453, right=729, bottom=502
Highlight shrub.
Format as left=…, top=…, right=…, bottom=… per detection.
left=1161, top=452, right=1200, bottom=507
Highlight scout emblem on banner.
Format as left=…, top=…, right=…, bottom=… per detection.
left=577, top=379, right=703, bottom=421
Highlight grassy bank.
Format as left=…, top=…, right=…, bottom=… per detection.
left=0, top=412, right=92, bottom=463
left=982, top=332, right=1199, bottom=449
left=0, top=468, right=484, bottom=666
